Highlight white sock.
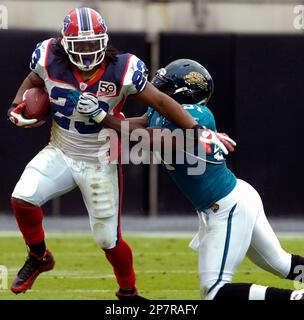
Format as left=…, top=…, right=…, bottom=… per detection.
left=248, top=284, right=268, bottom=300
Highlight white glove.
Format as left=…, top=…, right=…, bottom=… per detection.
left=9, top=102, right=38, bottom=127
left=75, top=92, right=107, bottom=123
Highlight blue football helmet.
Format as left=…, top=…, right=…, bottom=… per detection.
left=151, top=59, right=214, bottom=105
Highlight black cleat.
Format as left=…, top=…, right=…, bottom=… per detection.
left=11, top=249, right=55, bottom=294
left=116, top=287, right=148, bottom=300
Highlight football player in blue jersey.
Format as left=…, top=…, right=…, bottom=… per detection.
left=7, top=8, right=235, bottom=299
left=99, top=59, right=304, bottom=300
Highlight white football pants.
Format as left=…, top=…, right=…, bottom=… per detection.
left=12, top=144, right=121, bottom=249
left=190, top=179, right=292, bottom=300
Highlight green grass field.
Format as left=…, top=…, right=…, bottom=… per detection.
left=0, top=233, right=303, bottom=300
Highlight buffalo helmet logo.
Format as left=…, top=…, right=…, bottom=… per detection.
left=97, top=16, right=107, bottom=32
left=63, top=15, right=71, bottom=33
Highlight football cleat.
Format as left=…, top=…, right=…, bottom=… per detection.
left=11, top=249, right=55, bottom=294
left=290, top=289, right=304, bottom=300
left=116, top=287, right=148, bottom=301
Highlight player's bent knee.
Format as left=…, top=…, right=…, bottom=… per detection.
left=12, top=167, right=48, bottom=207
left=91, top=220, right=117, bottom=249
left=90, top=179, right=116, bottom=219
left=11, top=197, right=37, bottom=208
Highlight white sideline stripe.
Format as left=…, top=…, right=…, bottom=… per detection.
left=125, top=232, right=196, bottom=238
left=0, top=231, right=91, bottom=238
left=7, top=269, right=198, bottom=275
left=0, top=289, right=198, bottom=293
left=3, top=252, right=196, bottom=258
left=0, top=231, right=196, bottom=238
left=5, top=269, right=266, bottom=278
left=0, top=231, right=304, bottom=239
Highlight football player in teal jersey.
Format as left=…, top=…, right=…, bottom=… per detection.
left=94, top=59, right=304, bottom=300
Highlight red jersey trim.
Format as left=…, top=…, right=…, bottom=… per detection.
left=72, top=60, right=107, bottom=91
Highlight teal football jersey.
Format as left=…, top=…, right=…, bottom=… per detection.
left=147, top=104, right=237, bottom=211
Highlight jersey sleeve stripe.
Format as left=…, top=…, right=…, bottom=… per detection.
left=113, top=97, right=127, bottom=116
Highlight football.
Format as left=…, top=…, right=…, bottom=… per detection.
left=23, top=87, right=51, bottom=124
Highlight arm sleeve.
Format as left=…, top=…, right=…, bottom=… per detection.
left=29, top=39, right=51, bottom=81
left=123, top=55, right=148, bottom=96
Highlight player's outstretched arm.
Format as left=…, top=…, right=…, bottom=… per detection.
left=135, top=83, right=236, bottom=155
left=75, top=92, right=149, bottom=133
left=135, top=82, right=197, bottom=130
left=101, top=112, right=195, bottom=153
left=103, top=114, right=149, bottom=134
left=75, top=91, right=236, bottom=155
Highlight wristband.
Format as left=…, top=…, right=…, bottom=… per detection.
left=92, top=109, right=107, bottom=123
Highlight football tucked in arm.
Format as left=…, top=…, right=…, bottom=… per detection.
left=23, top=87, right=51, bottom=126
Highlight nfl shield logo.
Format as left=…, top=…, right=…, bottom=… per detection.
left=80, top=83, right=88, bottom=91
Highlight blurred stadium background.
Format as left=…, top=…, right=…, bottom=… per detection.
left=1, top=0, right=304, bottom=234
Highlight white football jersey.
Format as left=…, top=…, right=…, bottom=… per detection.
left=30, top=38, right=148, bottom=161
